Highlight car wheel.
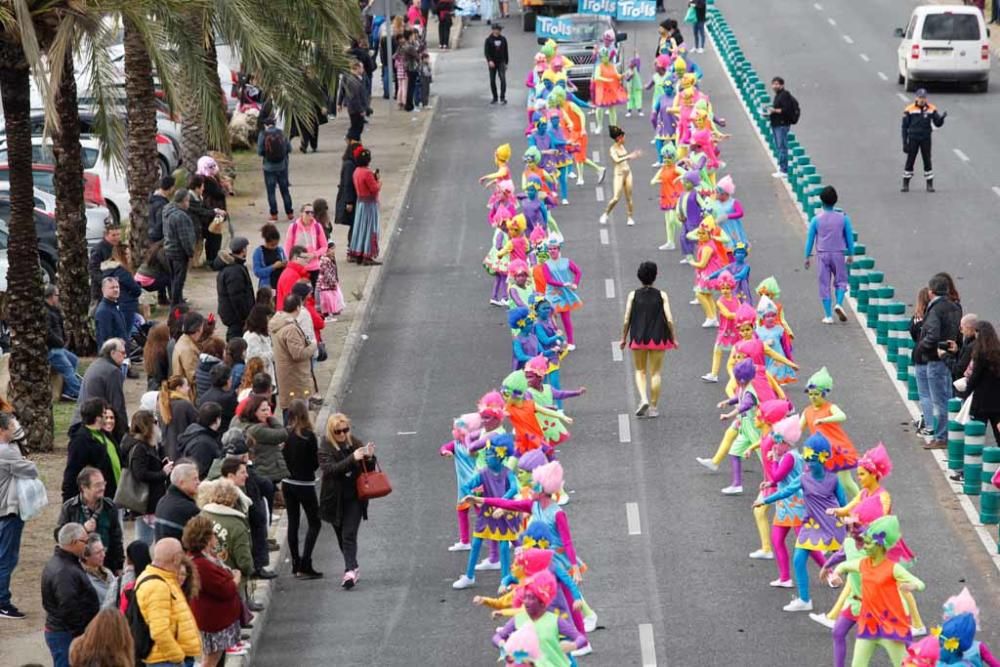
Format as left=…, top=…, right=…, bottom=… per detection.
left=158, top=156, right=170, bottom=181
left=523, top=10, right=535, bottom=32
left=897, top=72, right=905, bottom=85
left=979, top=78, right=989, bottom=92
left=903, top=69, right=916, bottom=92
left=39, top=258, right=56, bottom=286
left=106, top=201, right=121, bottom=228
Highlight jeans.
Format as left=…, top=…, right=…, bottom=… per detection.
left=694, top=21, right=706, bottom=49
left=332, top=500, right=363, bottom=571
left=45, top=630, right=74, bottom=667
left=348, top=112, right=365, bottom=141
left=48, top=348, right=81, bottom=398
left=263, top=169, right=293, bottom=216
left=381, top=62, right=390, bottom=99
left=0, top=514, right=24, bottom=607
left=489, top=64, right=507, bottom=102
left=167, top=255, right=189, bottom=306
left=135, top=514, right=156, bottom=546
left=282, top=482, right=322, bottom=569
left=772, top=124, right=790, bottom=173
left=926, top=360, right=953, bottom=440
left=147, top=660, right=195, bottom=667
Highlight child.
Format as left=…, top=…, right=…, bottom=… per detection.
left=624, top=56, right=643, bottom=117
left=418, top=52, right=433, bottom=110
left=316, top=241, right=344, bottom=319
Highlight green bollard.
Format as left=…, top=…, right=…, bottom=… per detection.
left=947, top=414, right=964, bottom=471
left=964, top=421, right=986, bottom=496
left=981, top=447, right=1000, bottom=524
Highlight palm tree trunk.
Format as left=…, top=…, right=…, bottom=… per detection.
left=123, top=18, right=159, bottom=259
left=52, top=49, right=94, bottom=356
left=179, top=13, right=227, bottom=172
left=0, top=37, right=55, bottom=451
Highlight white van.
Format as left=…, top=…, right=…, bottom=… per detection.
left=895, top=5, right=990, bottom=92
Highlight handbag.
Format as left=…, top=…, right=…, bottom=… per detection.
left=683, top=5, right=698, bottom=23
left=957, top=393, right=974, bottom=426
left=16, top=477, right=48, bottom=521
left=356, top=458, right=392, bottom=500
left=114, top=449, right=150, bottom=514
left=208, top=213, right=226, bottom=235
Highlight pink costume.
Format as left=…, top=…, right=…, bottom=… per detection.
left=733, top=337, right=780, bottom=403
left=439, top=412, right=484, bottom=548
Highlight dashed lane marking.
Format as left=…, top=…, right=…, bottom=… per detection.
left=626, top=502, right=642, bottom=535
left=814, top=2, right=823, bottom=9
left=828, top=17, right=837, bottom=26
left=897, top=92, right=909, bottom=102
left=611, top=341, right=623, bottom=362
left=618, top=413, right=631, bottom=443
left=860, top=53, right=870, bottom=62
left=954, top=148, right=970, bottom=162
left=596, top=186, right=605, bottom=202
left=843, top=34, right=854, bottom=44
left=600, top=228, right=609, bottom=245
left=991, top=186, right=1000, bottom=198
left=639, top=624, right=657, bottom=667
left=878, top=71, right=889, bottom=81
left=592, top=150, right=601, bottom=163
left=605, top=278, right=616, bottom=299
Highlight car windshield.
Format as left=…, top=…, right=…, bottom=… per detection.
left=922, top=13, right=981, bottom=41
left=557, top=18, right=609, bottom=43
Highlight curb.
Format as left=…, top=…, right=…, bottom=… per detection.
left=707, top=9, right=1000, bottom=570
left=234, top=99, right=439, bottom=667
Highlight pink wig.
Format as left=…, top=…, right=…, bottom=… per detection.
left=902, top=635, right=939, bottom=667
left=772, top=415, right=802, bottom=445
left=515, top=547, right=554, bottom=576
left=942, top=587, right=980, bottom=627
left=504, top=624, right=541, bottom=663
left=452, top=412, right=482, bottom=441
left=528, top=225, right=548, bottom=245
left=710, top=269, right=736, bottom=291
left=532, top=461, right=563, bottom=495
left=734, top=337, right=765, bottom=364
left=858, top=443, right=893, bottom=480
left=524, top=355, right=549, bottom=377
left=735, top=303, right=757, bottom=327
left=758, top=399, right=793, bottom=426
left=522, top=570, right=558, bottom=607
left=508, top=258, right=530, bottom=276
left=477, top=391, right=505, bottom=420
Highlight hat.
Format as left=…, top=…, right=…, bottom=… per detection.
left=229, top=236, right=249, bottom=254
left=915, top=88, right=927, bottom=97
left=806, top=366, right=834, bottom=393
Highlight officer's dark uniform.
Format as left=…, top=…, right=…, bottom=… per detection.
left=901, top=90, right=947, bottom=192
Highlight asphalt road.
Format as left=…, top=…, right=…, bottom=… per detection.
left=255, top=12, right=1000, bottom=666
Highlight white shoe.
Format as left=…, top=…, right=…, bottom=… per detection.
left=626, top=217, right=636, bottom=226
left=452, top=574, right=476, bottom=589
left=658, top=241, right=675, bottom=250
left=701, top=373, right=719, bottom=383
left=567, top=171, right=577, bottom=179
left=599, top=213, right=608, bottom=225
left=652, top=161, right=663, bottom=168
left=679, top=257, right=690, bottom=265
left=749, top=549, right=774, bottom=560
left=721, top=485, right=743, bottom=495
left=447, top=542, right=471, bottom=552
left=702, top=318, right=719, bottom=328
left=647, top=407, right=659, bottom=418
left=809, top=612, right=837, bottom=628
left=821, top=316, right=835, bottom=324
left=475, top=558, right=501, bottom=571
left=834, top=304, right=848, bottom=322
left=689, top=298, right=699, bottom=305
left=625, top=111, right=632, bottom=118
left=698, top=47, right=705, bottom=53
left=561, top=198, right=569, bottom=205
left=576, top=174, right=585, bottom=186
left=783, top=598, right=813, bottom=612
left=635, top=402, right=650, bottom=417
left=912, top=626, right=928, bottom=637
left=571, top=644, right=593, bottom=657
left=638, top=111, right=644, bottom=117
left=770, top=579, right=794, bottom=589
left=771, top=171, right=785, bottom=179
left=696, top=457, right=719, bottom=472
left=583, top=613, right=598, bottom=633
left=566, top=343, right=576, bottom=351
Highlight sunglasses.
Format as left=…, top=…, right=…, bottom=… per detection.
left=333, top=427, right=350, bottom=435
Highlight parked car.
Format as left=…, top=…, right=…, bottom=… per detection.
left=0, top=181, right=109, bottom=249
left=536, top=14, right=626, bottom=102
left=523, top=0, right=577, bottom=32
left=895, top=5, right=990, bottom=91
left=0, top=197, right=59, bottom=292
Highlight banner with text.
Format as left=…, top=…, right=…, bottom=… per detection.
left=578, top=0, right=616, bottom=16
left=535, top=16, right=576, bottom=39
left=615, top=0, right=656, bottom=21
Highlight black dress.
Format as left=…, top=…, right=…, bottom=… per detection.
left=626, top=286, right=673, bottom=349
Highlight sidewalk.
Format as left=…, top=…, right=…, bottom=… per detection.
left=0, top=93, right=437, bottom=665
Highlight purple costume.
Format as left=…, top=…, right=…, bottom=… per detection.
left=512, top=332, right=540, bottom=370
left=473, top=467, right=520, bottom=541
left=804, top=207, right=855, bottom=301
left=528, top=130, right=557, bottom=176
left=519, top=196, right=547, bottom=237
left=678, top=186, right=703, bottom=256
left=796, top=469, right=846, bottom=551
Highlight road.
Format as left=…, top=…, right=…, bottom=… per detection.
left=256, top=11, right=1000, bottom=665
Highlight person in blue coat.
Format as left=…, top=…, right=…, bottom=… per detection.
left=93, top=277, right=129, bottom=351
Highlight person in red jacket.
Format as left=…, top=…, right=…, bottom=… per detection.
left=275, top=246, right=311, bottom=310
left=182, top=516, right=244, bottom=663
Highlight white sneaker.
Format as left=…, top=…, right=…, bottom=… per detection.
left=556, top=492, right=570, bottom=506
left=571, top=644, right=593, bottom=657
left=689, top=298, right=699, bottom=305
left=566, top=343, right=576, bottom=351
left=696, top=457, right=719, bottom=472
left=809, top=612, right=837, bottom=628
left=475, top=558, right=501, bottom=571
left=679, top=257, right=691, bottom=265
left=701, top=373, right=719, bottom=383
left=452, top=574, right=476, bottom=589
left=912, top=625, right=928, bottom=637
left=652, top=161, right=663, bottom=168
left=567, top=171, right=577, bottom=179
left=698, top=47, right=705, bottom=53
left=821, top=316, right=835, bottom=324
left=626, top=217, right=636, bottom=226
left=770, top=579, right=794, bottom=589
left=783, top=598, right=813, bottom=612
left=702, top=318, right=719, bottom=328
left=658, top=241, right=675, bottom=250
left=583, top=613, right=598, bottom=633
left=599, top=213, right=608, bottom=225
left=561, top=198, right=569, bottom=205
left=771, top=171, right=785, bottom=179
left=749, top=549, right=774, bottom=560
left=625, top=111, right=632, bottom=118
left=635, top=402, right=650, bottom=417
left=721, top=485, right=744, bottom=495
left=638, top=111, right=644, bottom=117
left=647, top=407, right=659, bottom=418
left=576, top=174, right=585, bottom=186
left=834, top=304, right=848, bottom=322
left=447, top=542, right=471, bottom=552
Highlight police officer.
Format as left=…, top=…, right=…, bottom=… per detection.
left=901, top=88, right=947, bottom=193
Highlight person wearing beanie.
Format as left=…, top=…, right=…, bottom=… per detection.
left=215, top=236, right=255, bottom=340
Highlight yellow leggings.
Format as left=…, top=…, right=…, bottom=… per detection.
left=631, top=349, right=665, bottom=406
left=605, top=169, right=634, bottom=217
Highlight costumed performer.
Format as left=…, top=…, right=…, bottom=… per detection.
left=439, top=412, right=484, bottom=552
left=496, top=214, right=530, bottom=270
left=701, top=270, right=740, bottom=383
left=687, top=216, right=729, bottom=328
left=902, top=636, right=939, bottom=667
left=591, top=47, right=626, bottom=133
left=757, top=414, right=808, bottom=587
left=712, top=358, right=759, bottom=495
left=755, top=296, right=796, bottom=385
left=600, top=125, right=639, bottom=227
left=746, top=399, right=795, bottom=563
left=833, top=515, right=925, bottom=667
left=452, top=435, right=520, bottom=589
left=624, top=55, right=643, bottom=117
left=522, top=147, right=557, bottom=202
left=531, top=298, right=567, bottom=394
left=510, top=307, right=541, bottom=371
left=708, top=241, right=752, bottom=304
left=620, top=260, right=676, bottom=419
left=501, top=370, right=572, bottom=457
left=725, top=311, right=795, bottom=400
left=481, top=143, right=513, bottom=206
left=940, top=588, right=1000, bottom=666
left=646, top=54, right=672, bottom=116
left=675, top=169, right=704, bottom=263
left=549, top=87, right=605, bottom=187
left=547, top=113, right=573, bottom=205
left=539, top=236, right=582, bottom=349
left=801, top=367, right=860, bottom=498
left=650, top=142, right=684, bottom=251
left=756, top=276, right=795, bottom=340
left=518, top=177, right=554, bottom=239
left=716, top=175, right=746, bottom=246
left=524, top=355, right=580, bottom=446
left=804, top=185, right=855, bottom=324
left=484, top=211, right=512, bottom=306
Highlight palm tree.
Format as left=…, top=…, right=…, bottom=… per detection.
left=122, top=16, right=159, bottom=258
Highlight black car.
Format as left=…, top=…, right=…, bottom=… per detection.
left=0, top=196, right=59, bottom=291
left=536, top=14, right=626, bottom=102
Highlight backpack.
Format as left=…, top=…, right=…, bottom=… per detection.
left=788, top=94, right=801, bottom=125
left=263, top=128, right=287, bottom=163
left=125, top=574, right=171, bottom=661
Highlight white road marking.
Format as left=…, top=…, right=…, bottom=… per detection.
left=618, top=413, right=631, bottom=443
left=605, top=278, right=616, bottom=299
left=878, top=71, right=889, bottom=81
left=843, top=34, right=854, bottom=44
left=397, top=431, right=417, bottom=435
left=592, top=150, right=601, bottom=163
left=954, top=148, right=970, bottom=162
left=600, top=228, right=609, bottom=245
left=814, top=2, right=823, bottom=9
left=992, top=186, right=1000, bottom=198
left=590, top=123, right=598, bottom=134
left=611, top=341, right=623, bottom=361
left=860, top=53, right=870, bottom=62
left=626, top=502, right=642, bottom=535
left=596, top=186, right=605, bottom=202
left=897, top=92, right=909, bottom=101
left=827, top=17, right=837, bottom=26
left=639, top=624, right=657, bottom=667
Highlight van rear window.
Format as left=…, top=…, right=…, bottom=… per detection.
left=922, top=14, right=981, bottom=41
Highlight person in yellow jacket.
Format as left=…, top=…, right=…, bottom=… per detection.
left=135, top=538, right=202, bottom=665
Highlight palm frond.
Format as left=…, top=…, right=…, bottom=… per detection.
left=80, top=18, right=127, bottom=173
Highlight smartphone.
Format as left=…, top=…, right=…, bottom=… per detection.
left=937, top=341, right=950, bottom=351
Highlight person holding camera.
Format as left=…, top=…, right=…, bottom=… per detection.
left=914, top=274, right=962, bottom=449
left=901, top=89, right=947, bottom=192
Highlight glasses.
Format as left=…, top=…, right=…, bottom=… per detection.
left=333, top=427, right=350, bottom=435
